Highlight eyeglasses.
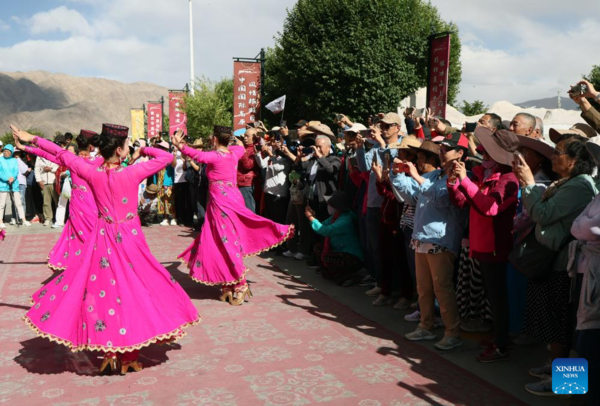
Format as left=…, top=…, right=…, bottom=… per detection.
left=379, top=123, right=398, bottom=130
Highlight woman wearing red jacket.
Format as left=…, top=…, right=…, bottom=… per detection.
left=447, top=128, right=520, bottom=363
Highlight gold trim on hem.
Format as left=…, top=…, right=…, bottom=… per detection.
left=23, top=315, right=201, bottom=354
left=47, top=262, right=66, bottom=272
left=180, top=224, right=295, bottom=286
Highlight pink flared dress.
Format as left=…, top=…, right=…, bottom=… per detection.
left=24, top=137, right=200, bottom=353
left=24, top=145, right=102, bottom=272
left=177, top=145, right=294, bottom=286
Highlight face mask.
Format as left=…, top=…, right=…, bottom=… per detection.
left=481, top=160, right=496, bottom=169
left=327, top=205, right=337, bottom=216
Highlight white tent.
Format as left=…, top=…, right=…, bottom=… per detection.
left=398, top=88, right=587, bottom=139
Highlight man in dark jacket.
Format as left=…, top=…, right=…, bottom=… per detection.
left=237, top=128, right=259, bottom=212
left=299, top=134, right=341, bottom=266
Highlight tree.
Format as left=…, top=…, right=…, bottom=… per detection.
left=183, top=77, right=234, bottom=141
left=583, top=64, right=600, bottom=92
left=264, top=0, right=462, bottom=124
left=460, top=100, right=488, bottom=116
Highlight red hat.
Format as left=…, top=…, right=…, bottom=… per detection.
left=79, top=129, right=98, bottom=139
left=101, top=124, right=129, bottom=138
left=439, top=132, right=469, bottom=150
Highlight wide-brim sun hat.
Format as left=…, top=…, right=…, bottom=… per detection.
left=549, top=123, right=597, bottom=144
left=474, top=127, right=520, bottom=166
left=408, top=140, right=440, bottom=156
left=516, top=135, right=555, bottom=160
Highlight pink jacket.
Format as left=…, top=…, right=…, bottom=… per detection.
left=448, top=165, right=519, bottom=262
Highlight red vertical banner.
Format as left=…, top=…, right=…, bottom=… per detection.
left=427, top=34, right=451, bottom=118
left=147, top=102, right=163, bottom=139
left=169, top=91, right=188, bottom=135
left=233, top=61, right=261, bottom=132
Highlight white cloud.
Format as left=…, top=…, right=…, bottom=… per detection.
left=431, top=0, right=600, bottom=104
left=0, top=20, right=9, bottom=31
left=27, top=6, right=93, bottom=36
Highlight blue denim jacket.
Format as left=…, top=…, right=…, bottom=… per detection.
left=390, top=169, right=467, bottom=256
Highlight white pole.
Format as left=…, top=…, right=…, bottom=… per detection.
left=189, top=0, right=195, bottom=95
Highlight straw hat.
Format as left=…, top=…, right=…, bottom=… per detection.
left=549, top=123, right=597, bottom=144
left=389, top=136, right=422, bottom=150
left=190, top=138, right=204, bottom=148
left=145, top=184, right=159, bottom=196
left=517, top=135, right=555, bottom=160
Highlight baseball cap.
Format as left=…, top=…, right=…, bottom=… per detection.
left=295, top=120, right=308, bottom=128
left=380, top=112, right=402, bottom=126
left=439, top=132, right=469, bottom=150
left=343, top=123, right=368, bottom=133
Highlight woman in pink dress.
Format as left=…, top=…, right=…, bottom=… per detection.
left=12, top=124, right=200, bottom=375
left=16, top=130, right=103, bottom=272
left=172, top=127, right=294, bottom=305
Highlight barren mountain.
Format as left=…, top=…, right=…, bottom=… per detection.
left=0, top=71, right=168, bottom=138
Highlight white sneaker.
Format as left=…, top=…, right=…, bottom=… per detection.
left=294, top=252, right=306, bottom=260
left=9, top=219, right=16, bottom=225
left=159, top=219, right=169, bottom=226
left=0, top=223, right=5, bottom=229
left=43, top=220, right=50, bottom=226
left=282, top=250, right=296, bottom=258
left=365, top=286, right=382, bottom=297
left=405, top=327, right=437, bottom=341
left=24, top=221, right=31, bottom=227
left=404, top=310, right=421, bottom=322
left=170, top=219, right=177, bottom=226
left=372, top=294, right=393, bottom=307
left=51, top=223, right=63, bottom=229
left=394, top=298, right=410, bottom=310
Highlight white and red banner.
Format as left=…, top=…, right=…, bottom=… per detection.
left=169, top=91, right=187, bottom=135
left=147, top=102, right=163, bottom=140
left=233, top=61, right=261, bottom=132
left=427, top=34, right=451, bottom=118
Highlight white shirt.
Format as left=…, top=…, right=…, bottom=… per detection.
left=255, top=153, right=291, bottom=197
left=174, top=157, right=187, bottom=183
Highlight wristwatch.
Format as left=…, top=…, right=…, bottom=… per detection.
left=595, top=92, right=600, bottom=102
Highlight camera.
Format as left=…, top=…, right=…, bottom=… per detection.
left=465, top=122, right=477, bottom=133
left=570, top=84, right=587, bottom=96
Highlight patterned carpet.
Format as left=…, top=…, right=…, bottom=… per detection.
left=0, top=227, right=525, bottom=405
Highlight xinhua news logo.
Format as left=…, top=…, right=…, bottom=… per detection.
left=552, top=358, right=588, bottom=395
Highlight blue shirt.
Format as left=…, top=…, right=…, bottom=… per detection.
left=390, top=169, right=468, bottom=256
left=356, top=141, right=400, bottom=208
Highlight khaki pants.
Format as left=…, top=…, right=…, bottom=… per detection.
left=42, top=184, right=58, bottom=223
left=0, top=191, right=26, bottom=224
left=415, top=251, right=460, bottom=338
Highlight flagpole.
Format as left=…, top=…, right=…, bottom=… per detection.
left=189, top=0, right=195, bottom=96
left=280, top=107, right=285, bottom=127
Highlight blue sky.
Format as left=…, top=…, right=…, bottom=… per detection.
left=0, top=0, right=598, bottom=105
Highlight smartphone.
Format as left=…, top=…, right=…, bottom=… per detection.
left=384, top=151, right=391, bottom=169
left=570, top=84, right=587, bottom=95
left=465, top=122, right=477, bottom=133
left=281, top=120, right=287, bottom=128
left=274, top=132, right=281, bottom=142
left=514, top=151, right=525, bottom=164
left=372, top=152, right=379, bottom=165
left=414, top=108, right=426, bottom=118
left=359, top=129, right=371, bottom=138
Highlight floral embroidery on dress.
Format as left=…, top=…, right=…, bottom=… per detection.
left=110, top=279, right=116, bottom=286
left=63, top=251, right=69, bottom=259
left=70, top=233, right=75, bottom=240
left=122, top=197, right=128, bottom=204
left=119, top=328, right=126, bottom=335
left=83, top=289, right=87, bottom=300
left=100, top=257, right=110, bottom=269
left=75, top=250, right=81, bottom=256
left=35, top=303, right=40, bottom=309
left=41, top=311, right=50, bottom=322
left=221, top=236, right=228, bottom=243
left=82, top=322, right=86, bottom=330
left=39, top=289, right=47, bottom=299
left=55, top=275, right=64, bottom=285
left=62, top=285, right=68, bottom=292
left=132, top=229, right=138, bottom=236
left=87, top=305, right=94, bottom=312
left=108, top=309, right=115, bottom=316
left=95, top=320, right=106, bottom=332
left=100, top=228, right=105, bottom=235
left=195, top=260, right=202, bottom=268
left=96, top=167, right=103, bottom=172
left=107, top=248, right=112, bottom=255
left=99, top=290, right=106, bottom=298
left=90, top=274, right=97, bottom=281
left=191, top=248, right=197, bottom=255
left=116, top=297, right=121, bottom=305
left=221, top=211, right=227, bottom=218
left=106, top=341, right=113, bottom=347
left=126, top=212, right=135, bottom=220
left=50, top=295, right=56, bottom=301
left=116, top=232, right=122, bottom=243
left=221, top=224, right=226, bottom=229
left=78, top=230, right=83, bottom=235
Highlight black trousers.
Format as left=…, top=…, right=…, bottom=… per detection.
left=480, top=261, right=510, bottom=350
left=173, top=183, right=193, bottom=226
left=264, top=194, right=289, bottom=224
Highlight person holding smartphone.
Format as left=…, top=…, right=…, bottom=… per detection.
left=354, top=112, right=403, bottom=295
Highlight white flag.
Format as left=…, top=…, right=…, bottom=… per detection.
left=265, top=95, right=286, bottom=114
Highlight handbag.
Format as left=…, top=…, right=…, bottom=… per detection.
left=509, top=229, right=571, bottom=281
